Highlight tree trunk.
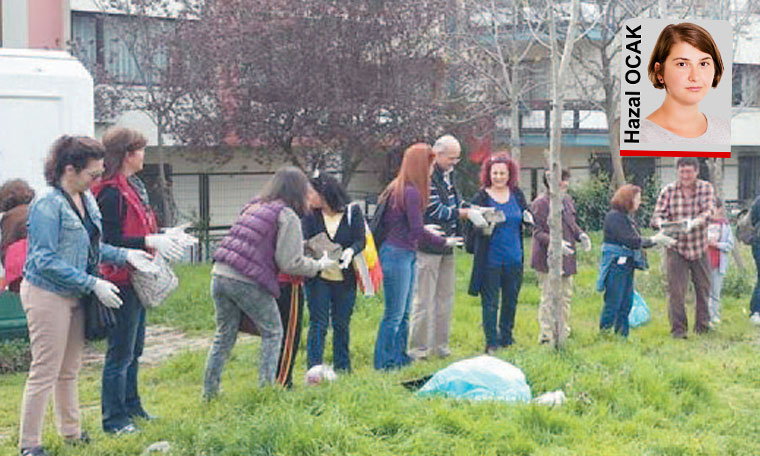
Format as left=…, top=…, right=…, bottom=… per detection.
left=156, top=117, right=175, bottom=226
left=608, top=116, right=626, bottom=189
left=510, top=57, right=521, bottom=164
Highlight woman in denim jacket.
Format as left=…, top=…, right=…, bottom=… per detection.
left=18, top=136, right=154, bottom=456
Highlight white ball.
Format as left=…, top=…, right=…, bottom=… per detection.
left=305, top=364, right=337, bottom=385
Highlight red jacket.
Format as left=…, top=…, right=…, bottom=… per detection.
left=92, top=174, right=158, bottom=284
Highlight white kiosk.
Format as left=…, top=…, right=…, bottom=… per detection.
left=0, top=48, right=94, bottom=193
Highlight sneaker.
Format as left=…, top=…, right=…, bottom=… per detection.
left=750, top=313, right=760, bottom=325
left=20, top=447, right=49, bottom=456
left=485, top=345, right=499, bottom=355
left=106, top=423, right=138, bottom=436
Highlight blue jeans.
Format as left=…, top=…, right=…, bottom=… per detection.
left=751, top=244, right=760, bottom=314
left=102, top=285, right=146, bottom=431
left=306, top=277, right=356, bottom=372
left=374, top=243, right=416, bottom=370
left=480, top=263, right=522, bottom=347
left=599, top=261, right=634, bottom=336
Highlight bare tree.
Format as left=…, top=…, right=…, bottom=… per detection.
left=442, top=0, right=543, bottom=164
left=569, top=0, right=656, bottom=189
left=528, top=0, right=587, bottom=348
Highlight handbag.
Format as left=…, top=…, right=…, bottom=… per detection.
left=131, top=253, right=179, bottom=308
left=82, top=292, right=117, bottom=341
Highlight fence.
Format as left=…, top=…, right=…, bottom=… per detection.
left=169, top=171, right=380, bottom=262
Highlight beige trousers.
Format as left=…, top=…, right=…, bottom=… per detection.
left=19, top=280, right=84, bottom=449
left=536, top=273, right=573, bottom=345
left=408, top=252, right=456, bottom=358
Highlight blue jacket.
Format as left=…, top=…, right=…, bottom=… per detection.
left=23, top=187, right=128, bottom=297
left=596, top=242, right=647, bottom=292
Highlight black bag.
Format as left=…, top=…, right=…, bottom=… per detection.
left=368, top=195, right=389, bottom=247
left=82, top=292, right=117, bottom=341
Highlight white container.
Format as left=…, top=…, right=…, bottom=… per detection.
left=0, top=48, right=93, bottom=192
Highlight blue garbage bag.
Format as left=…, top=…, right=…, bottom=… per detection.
left=416, top=355, right=531, bottom=402
left=628, top=290, right=651, bottom=328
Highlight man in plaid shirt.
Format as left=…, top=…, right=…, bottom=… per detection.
left=651, top=157, right=715, bottom=338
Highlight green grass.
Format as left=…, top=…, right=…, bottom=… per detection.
left=2, top=233, right=760, bottom=455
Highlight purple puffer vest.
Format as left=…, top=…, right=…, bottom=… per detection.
left=213, top=199, right=286, bottom=297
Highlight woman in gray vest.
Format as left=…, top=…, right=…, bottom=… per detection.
left=203, top=167, right=336, bottom=398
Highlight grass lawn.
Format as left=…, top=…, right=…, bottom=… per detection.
left=1, top=234, right=760, bottom=455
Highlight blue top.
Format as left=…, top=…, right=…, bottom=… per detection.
left=23, top=187, right=128, bottom=297
left=487, top=194, right=523, bottom=267
left=595, top=242, right=647, bottom=292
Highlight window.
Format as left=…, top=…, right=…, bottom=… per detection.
left=739, top=154, right=760, bottom=201
left=71, top=11, right=174, bottom=85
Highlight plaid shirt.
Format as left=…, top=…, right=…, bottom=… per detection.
left=651, top=179, right=715, bottom=260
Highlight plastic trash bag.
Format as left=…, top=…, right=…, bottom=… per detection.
left=416, top=355, right=531, bottom=402
left=628, top=290, right=651, bottom=328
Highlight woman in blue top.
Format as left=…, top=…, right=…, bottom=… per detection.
left=467, top=153, right=532, bottom=354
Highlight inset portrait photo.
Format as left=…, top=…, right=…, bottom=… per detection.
left=620, top=19, right=732, bottom=157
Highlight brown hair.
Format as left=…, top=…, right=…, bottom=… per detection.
left=610, top=184, right=642, bottom=213
left=259, top=166, right=310, bottom=217
left=43, top=135, right=105, bottom=186
left=0, top=180, right=34, bottom=212
left=382, top=143, right=435, bottom=210
left=648, top=23, right=724, bottom=89
left=102, top=127, right=148, bottom=179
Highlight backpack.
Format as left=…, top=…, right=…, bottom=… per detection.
left=368, top=195, right=389, bottom=248
left=736, top=208, right=759, bottom=245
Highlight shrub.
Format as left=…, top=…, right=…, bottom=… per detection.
left=0, top=338, right=31, bottom=374
left=569, top=173, right=660, bottom=232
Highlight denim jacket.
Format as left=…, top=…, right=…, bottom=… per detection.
left=595, top=242, right=647, bottom=292
left=23, top=187, right=128, bottom=297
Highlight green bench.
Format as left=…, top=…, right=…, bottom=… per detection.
left=0, top=291, right=28, bottom=340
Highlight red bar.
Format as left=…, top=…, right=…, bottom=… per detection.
left=620, top=150, right=731, bottom=158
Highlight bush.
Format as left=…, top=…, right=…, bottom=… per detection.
left=569, top=173, right=660, bottom=232
left=0, top=338, right=31, bottom=374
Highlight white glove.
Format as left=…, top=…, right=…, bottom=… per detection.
left=317, top=251, right=338, bottom=271
left=424, top=224, right=444, bottom=236
left=579, top=233, right=592, bottom=252
left=445, top=236, right=464, bottom=247
left=562, top=240, right=574, bottom=256
left=685, top=218, right=699, bottom=232
left=93, top=278, right=123, bottom=309
left=145, top=234, right=184, bottom=262
left=466, top=209, right=488, bottom=228
left=164, top=223, right=199, bottom=249
left=651, top=231, right=677, bottom=248
left=126, top=249, right=160, bottom=274
left=523, top=210, right=534, bottom=225
left=339, top=248, right=354, bottom=269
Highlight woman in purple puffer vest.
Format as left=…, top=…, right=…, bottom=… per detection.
left=203, top=167, right=336, bottom=398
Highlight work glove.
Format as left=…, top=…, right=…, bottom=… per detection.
left=317, top=251, right=338, bottom=271
left=579, top=232, right=592, bottom=252
left=126, top=249, right=161, bottom=274
left=145, top=234, right=184, bottom=262
left=562, top=240, right=574, bottom=256
left=466, top=209, right=488, bottom=228
left=339, top=248, right=354, bottom=269
left=445, top=236, right=464, bottom=248
left=425, top=224, right=444, bottom=237
left=685, top=218, right=699, bottom=232
left=523, top=210, right=534, bottom=225
left=650, top=231, right=677, bottom=248
left=164, top=223, right=199, bottom=249
left=93, top=278, right=123, bottom=309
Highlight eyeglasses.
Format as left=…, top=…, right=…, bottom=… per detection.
left=85, top=169, right=104, bottom=179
